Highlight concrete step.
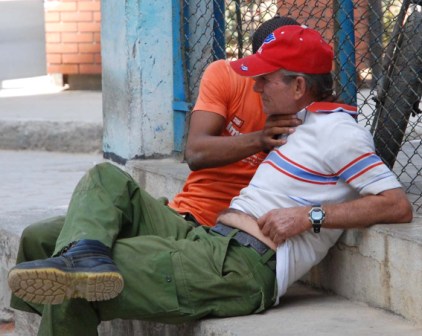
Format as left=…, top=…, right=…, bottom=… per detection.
left=1, top=153, right=421, bottom=335
left=13, top=284, right=422, bottom=336
left=127, top=158, right=422, bottom=326
left=0, top=90, right=102, bottom=153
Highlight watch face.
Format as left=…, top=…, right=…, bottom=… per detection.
left=309, top=207, right=324, bottom=233
left=312, top=210, right=323, bottom=221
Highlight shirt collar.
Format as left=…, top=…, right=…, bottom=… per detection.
left=305, top=102, right=358, bottom=119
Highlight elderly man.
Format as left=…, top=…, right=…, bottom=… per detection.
left=8, top=26, right=412, bottom=335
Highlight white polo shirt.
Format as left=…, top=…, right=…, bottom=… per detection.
left=230, top=102, right=402, bottom=302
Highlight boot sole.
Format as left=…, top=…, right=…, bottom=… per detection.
left=8, top=268, right=124, bottom=305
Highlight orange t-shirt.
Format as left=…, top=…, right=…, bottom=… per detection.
left=169, top=60, right=267, bottom=226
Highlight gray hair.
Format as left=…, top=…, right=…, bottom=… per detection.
left=279, top=69, right=336, bottom=102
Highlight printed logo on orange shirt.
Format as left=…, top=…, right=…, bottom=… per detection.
left=232, top=116, right=244, bottom=128
left=226, top=121, right=240, bottom=136
left=226, top=116, right=245, bottom=136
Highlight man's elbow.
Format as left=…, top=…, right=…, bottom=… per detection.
left=394, top=197, right=414, bottom=223
left=184, top=149, right=204, bottom=171
left=399, top=201, right=413, bottom=223
left=379, top=188, right=414, bottom=224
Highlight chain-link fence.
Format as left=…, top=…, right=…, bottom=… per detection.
left=182, top=0, right=422, bottom=213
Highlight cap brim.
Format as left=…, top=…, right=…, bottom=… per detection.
left=230, top=54, right=281, bottom=77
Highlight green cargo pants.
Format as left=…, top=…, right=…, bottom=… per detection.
left=10, top=162, right=277, bottom=336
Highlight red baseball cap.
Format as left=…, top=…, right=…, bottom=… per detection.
left=230, top=25, right=333, bottom=76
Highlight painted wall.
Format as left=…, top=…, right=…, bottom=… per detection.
left=101, top=1, right=174, bottom=161
left=0, top=0, right=46, bottom=81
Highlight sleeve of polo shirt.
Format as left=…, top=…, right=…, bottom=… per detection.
left=192, top=60, right=232, bottom=118
left=322, top=115, right=402, bottom=196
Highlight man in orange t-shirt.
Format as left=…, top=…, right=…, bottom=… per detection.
left=170, top=16, right=301, bottom=226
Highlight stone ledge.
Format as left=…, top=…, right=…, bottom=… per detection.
left=304, top=220, right=422, bottom=325
left=0, top=121, right=102, bottom=153
left=12, top=284, right=422, bottom=335
left=126, top=158, right=190, bottom=201
left=100, top=283, right=422, bottom=335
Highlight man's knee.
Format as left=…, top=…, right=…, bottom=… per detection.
left=85, top=162, right=136, bottom=189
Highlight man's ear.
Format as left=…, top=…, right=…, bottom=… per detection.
left=293, top=77, right=307, bottom=100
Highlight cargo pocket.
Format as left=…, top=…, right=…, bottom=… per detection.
left=100, top=250, right=182, bottom=322
left=215, top=236, right=233, bottom=277
left=139, top=251, right=181, bottom=318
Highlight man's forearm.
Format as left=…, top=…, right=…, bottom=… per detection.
left=257, top=188, right=413, bottom=245
left=185, top=131, right=267, bottom=170
left=323, top=188, right=413, bottom=229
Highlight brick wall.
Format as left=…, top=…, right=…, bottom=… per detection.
left=44, top=0, right=101, bottom=75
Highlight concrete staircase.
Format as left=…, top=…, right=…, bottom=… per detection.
left=0, top=88, right=421, bottom=335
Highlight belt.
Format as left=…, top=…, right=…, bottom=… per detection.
left=211, top=223, right=270, bottom=254
left=210, top=223, right=276, bottom=271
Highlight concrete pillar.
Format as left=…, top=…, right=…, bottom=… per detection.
left=101, top=1, right=173, bottom=163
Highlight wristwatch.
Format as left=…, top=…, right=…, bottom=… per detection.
left=308, top=206, right=325, bottom=233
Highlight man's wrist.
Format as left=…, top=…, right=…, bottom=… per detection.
left=308, top=205, right=326, bottom=233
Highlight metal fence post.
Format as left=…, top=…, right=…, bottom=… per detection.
left=334, top=0, right=357, bottom=106
left=172, top=0, right=191, bottom=153
left=213, top=0, right=226, bottom=60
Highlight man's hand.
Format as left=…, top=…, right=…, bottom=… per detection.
left=257, top=188, right=413, bottom=247
left=257, top=207, right=311, bottom=245
left=185, top=111, right=302, bottom=170
left=260, top=114, right=302, bottom=152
